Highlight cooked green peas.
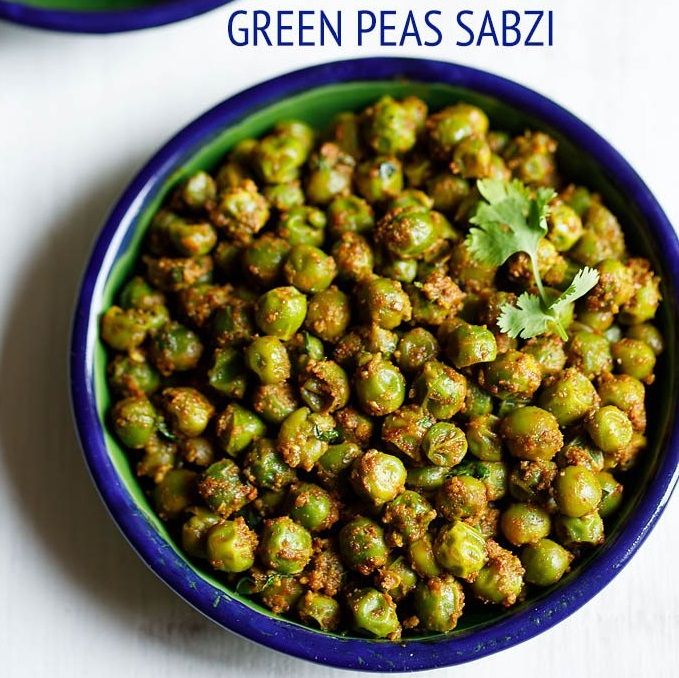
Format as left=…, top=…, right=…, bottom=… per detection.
left=434, top=521, right=488, bottom=579
left=297, top=592, right=341, bottom=631
left=350, top=450, right=406, bottom=506
left=585, top=405, right=633, bottom=453
left=521, top=538, right=573, bottom=586
left=277, top=407, right=335, bottom=471
left=287, top=482, right=340, bottom=532
left=284, top=244, right=337, bottom=293
left=358, top=276, right=412, bottom=329
left=354, top=355, right=406, bottom=416
left=436, top=476, right=487, bottom=521
left=412, top=360, right=466, bottom=420
left=103, top=94, right=662, bottom=639
left=611, top=338, right=656, bottom=382
left=242, top=438, right=296, bottom=490
left=471, top=542, right=524, bottom=606
left=500, top=503, right=551, bottom=546
left=304, top=287, right=351, bottom=343
left=347, top=588, right=400, bottom=639
left=414, top=575, right=465, bottom=632
left=207, top=518, right=258, bottom=573
left=422, top=423, right=468, bottom=467
left=215, top=403, right=266, bottom=457
left=111, top=396, right=157, bottom=449
left=255, top=286, right=307, bottom=340
left=538, top=368, right=599, bottom=426
left=259, top=516, right=313, bottom=574
left=500, top=406, right=563, bottom=462
left=445, top=323, right=497, bottom=368
left=340, top=517, right=389, bottom=575
left=554, top=465, right=602, bottom=517
left=245, top=336, right=291, bottom=384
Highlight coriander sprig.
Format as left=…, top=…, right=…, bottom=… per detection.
left=466, top=178, right=599, bottom=340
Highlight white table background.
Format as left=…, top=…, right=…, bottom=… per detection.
left=1, top=1, right=678, bottom=675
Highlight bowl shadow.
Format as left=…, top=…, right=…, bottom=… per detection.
left=0, top=159, right=307, bottom=674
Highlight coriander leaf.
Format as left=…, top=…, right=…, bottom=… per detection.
left=497, top=292, right=553, bottom=340
left=550, top=266, right=600, bottom=317
left=467, top=179, right=555, bottom=268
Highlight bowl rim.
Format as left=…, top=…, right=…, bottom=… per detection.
left=70, top=57, right=679, bottom=672
left=0, top=0, right=229, bottom=33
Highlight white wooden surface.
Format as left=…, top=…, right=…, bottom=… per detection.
left=1, top=1, right=678, bottom=675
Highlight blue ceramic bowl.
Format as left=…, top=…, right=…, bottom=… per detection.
left=70, top=58, right=679, bottom=672
left=0, top=0, right=229, bottom=33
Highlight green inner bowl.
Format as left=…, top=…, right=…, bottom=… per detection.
left=93, top=80, right=676, bottom=640
left=19, top=0, right=158, bottom=11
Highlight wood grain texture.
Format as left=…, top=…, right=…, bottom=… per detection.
left=0, top=1, right=677, bottom=676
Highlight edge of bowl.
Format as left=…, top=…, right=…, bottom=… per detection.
left=0, top=0, right=228, bottom=33
left=69, top=57, right=679, bottom=672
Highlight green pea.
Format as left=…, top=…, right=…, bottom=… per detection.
left=259, top=573, right=305, bottom=614
left=207, top=517, right=258, bottom=573
left=500, top=406, right=563, bottom=462
left=461, top=382, right=494, bottom=419
left=199, top=459, right=256, bottom=517
left=101, top=306, right=149, bottom=352
left=625, top=323, right=664, bottom=355
left=255, top=286, right=308, bottom=340
left=445, top=323, right=497, bottom=369
left=330, top=111, right=363, bottom=159
left=305, top=142, right=354, bottom=205
left=382, top=490, right=436, bottom=543
left=153, top=469, right=197, bottom=521
left=364, top=95, right=426, bottom=155
left=521, top=538, right=573, bottom=586
left=522, top=335, right=567, bottom=376
left=619, top=258, right=661, bottom=325
left=207, top=347, right=248, bottom=399
left=554, top=465, right=602, bottom=517
left=283, top=245, right=337, bottom=293
left=395, top=328, right=439, bottom=374
left=339, top=517, right=389, bottom=575
left=277, top=205, right=327, bottom=247
left=376, top=208, right=439, bottom=259
left=406, top=466, right=451, bottom=493
left=215, top=403, right=266, bottom=457
left=304, top=287, right=351, bottom=343
left=242, top=234, right=290, bottom=288
left=350, top=450, right=406, bottom=506
left=254, top=132, right=309, bottom=184
left=160, top=387, right=214, bottom=438
left=382, top=405, right=436, bottom=463
left=180, top=437, right=215, bottom=467
left=555, top=511, right=604, bottom=547
left=466, top=414, right=503, bottom=462
left=354, top=355, right=406, bottom=417
left=376, top=557, right=418, bottom=602
left=242, top=438, right=296, bottom=490
left=479, top=350, right=542, bottom=401
left=298, top=359, right=350, bottom=413
left=316, top=442, right=362, bottom=485
left=212, top=301, right=256, bottom=347
left=111, top=396, right=157, bottom=449
left=509, top=460, right=557, bottom=503
left=547, top=203, right=583, bottom=251
left=597, top=471, right=624, bottom=518
left=331, top=233, right=375, bottom=283
left=566, top=331, right=613, bottom=378
left=585, top=405, right=633, bottom=453
left=347, top=588, right=400, bottom=639
left=611, top=338, right=656, bottom=381
left=277, top=407, right=335, bottom=471
left=108, top=355, right=160, bottom=397
left=287, top=482, right=339, bottom=532
left=414, top=575, right=465, bottom=632
left=245, top=336, right=291, bottom=385
left=181, top=508, right=221, bottom=559
left=136, top=435, right=176, bottom=482
left=470, top=544, right=524, bottom=606
left=538, top=368, right=600, bottom=426
left=504, top=131, right=557, bottom=187
left=355, top=156, right=403, bottom=203
left=423, top=422, right=468, bottom=467
left=259, top=516, right=313, bottom=575
left=297, top=592, right=341, bottom=631
left=149, top=321, right=203, bottom=376
left=251, top=382, right=298, bottom=424
left=479, top=461, right=509, bottom=501
left=426, top=103, right=489, bottom=159
left=263, top=181, right=305, bottom=211
left=412, top=360, right=467, bottom=420
left=500, top=503, right=551, bottom=546
left=357, top=276, right=412, bottom=329
left=327, top=195, right=374, bottom=237
left=436, top=476, right=487, bottom=521
left=434, top=521, right=487, bottom=580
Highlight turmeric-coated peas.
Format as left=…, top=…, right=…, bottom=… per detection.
left=102, top=94, right=662, bottom=639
